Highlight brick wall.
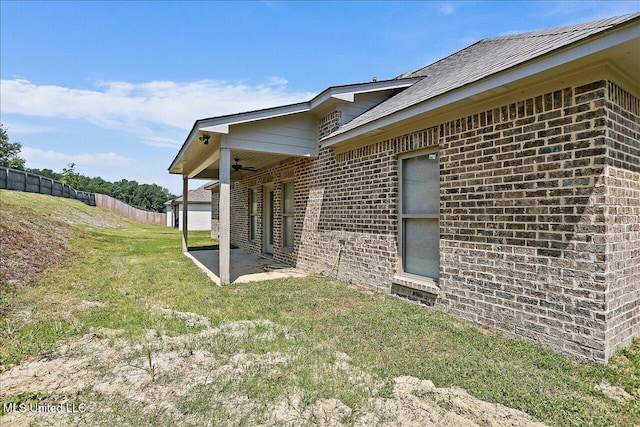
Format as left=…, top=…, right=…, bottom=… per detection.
left=230, top=158, right=312, bottom=267
left=602, top=82, right=640, bottom=359
left=228, top=80, right=638, bottom=362
left=296, top=145, right=398, bottom=292
left=436, top=80, right=615, bottom=361
left=318, top=110, right=342, bottom=139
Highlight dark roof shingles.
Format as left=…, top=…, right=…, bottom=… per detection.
left=327, top=13, right=639, bottom=139
left=173, top=181, right=214, bottom=203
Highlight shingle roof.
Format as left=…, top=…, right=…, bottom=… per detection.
left=172, top=181, right=214, bottom=203
left=326, top=13, right=639, bottom=140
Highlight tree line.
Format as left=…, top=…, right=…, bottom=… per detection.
left=1, top=124, right=175, bottom=212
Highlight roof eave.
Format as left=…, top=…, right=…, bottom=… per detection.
left=309, top=77, right=422, bottom=109
left=168, top=78, right=423, bottom=174
left=168, top=103, right=309, bottom=174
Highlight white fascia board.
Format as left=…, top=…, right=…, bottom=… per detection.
left=204, top=182, right=220, bottom=191
left=170, top=78, right=422, bottom=172
left=173, top=200, right=211, bottom=205
left=198, top=103, right=310, bottom=130
left=169, top=127, right=198, bottom=173
left=321, top=23, right=639, bottom=148
left=331, top=93, right=355, bottom=102
left=200, top=124, right=229, bottom=134
left=344, top=78, right=423, bottom=94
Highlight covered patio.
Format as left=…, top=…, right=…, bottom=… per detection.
left=168, top=79, right=419, bottom=284
left=185, top=248, right=307, bottom=286
left=169, top=102, right=318, bottom=285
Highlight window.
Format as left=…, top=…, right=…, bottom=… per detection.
left=399, top=151, right=439, bottom=279
left=282, top=182, right=294, bottom=248
left=249, top=188, right=258, bottom=241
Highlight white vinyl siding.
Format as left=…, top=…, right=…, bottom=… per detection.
left=177, top=203, right=211, bottom=231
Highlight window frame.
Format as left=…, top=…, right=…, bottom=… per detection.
left=249, top=187, right=258, bottom=242
left=281, top=180, right=295, bottom=250
left=397, top=148, right=440, bottom=283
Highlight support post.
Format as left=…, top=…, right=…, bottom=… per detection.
left=219, top=147, right=231, bottom=285
left=182, top=175, right=189, bottom=252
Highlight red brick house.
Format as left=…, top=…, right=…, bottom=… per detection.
left=169, top=14, right=639, bottom=362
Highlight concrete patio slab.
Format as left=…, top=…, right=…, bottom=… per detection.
left=185, top=249, right=307, bottom=285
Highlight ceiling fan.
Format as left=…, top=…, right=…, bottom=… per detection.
left=232, top=158, right=258, bottom=172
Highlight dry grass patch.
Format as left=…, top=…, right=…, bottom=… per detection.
left=1, top=309, right=544, bottom=426
left=1, top=191, right=638, bottom=426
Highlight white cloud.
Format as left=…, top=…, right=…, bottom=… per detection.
left=21, top=146, right=134, bottom=174
left=0, top=77, right=316, bottom=135
left=2, top=75, right=314, bottom=192
left=0, top=122, right=62, bottom=135
left=437, top=2, right=455, bottom=16
left=140, top=135, right=182, bottom=149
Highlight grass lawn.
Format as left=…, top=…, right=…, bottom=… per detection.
left=0, top=190, right=638, bottom=426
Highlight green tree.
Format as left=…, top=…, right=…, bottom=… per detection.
left=112, top=179, right=139, bottom=205
left=60, top=163, right=83, bottom=189
left=22, top=159, right=175, bottom=212
left=133, top=183, right=174, bottom=212
left=0, top=124, right=26, bottom=170
left=26, top=168, right=62, bottom=180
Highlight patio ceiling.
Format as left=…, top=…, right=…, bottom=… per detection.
left=189, top=148, right=296, bottom=180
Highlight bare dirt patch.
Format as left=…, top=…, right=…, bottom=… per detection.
left=0, top=196, right=126, bottom=317
left=0, top=205, right=70, bottom=310
left=56, top=209, right=127, bottom=229
left=1, top=309, right=545, bottom=426
left=595, top=380, right=634, bottom=403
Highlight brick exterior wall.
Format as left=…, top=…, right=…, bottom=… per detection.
left=226, top=79, right=638, bottom=362
left=602, top=82, right=640, bottom=360
left=318, top=110, right=342, bottom=139
left=436, top=80, right=615, bottom=361
left=230, top=158, right=312, bottom=267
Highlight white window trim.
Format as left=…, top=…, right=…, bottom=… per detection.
left=396, top=147, right=440, bottom=290
left=249, top=187, right=258, bottom=242
left=281, top=180, right=295, bottom=251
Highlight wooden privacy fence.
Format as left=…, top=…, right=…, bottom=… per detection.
left=94, top=194, right=165, bottom=226
left=0, top=166, right=166, bottom=226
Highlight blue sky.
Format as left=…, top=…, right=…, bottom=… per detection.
left=1, top=1, right=638, bottom=194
